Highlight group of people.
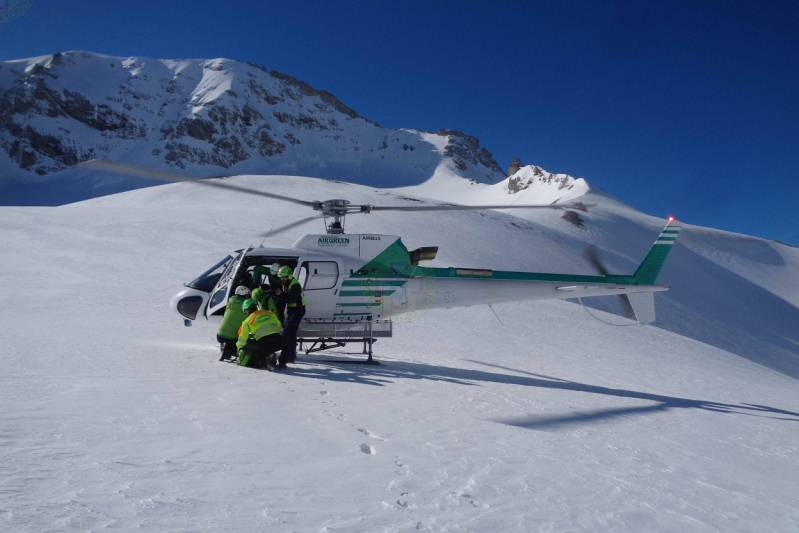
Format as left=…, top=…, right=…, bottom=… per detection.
left=216, top=263, right=306, bottom=370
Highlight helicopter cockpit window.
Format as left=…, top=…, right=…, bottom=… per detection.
left=209, top=286, right=227, bottom=309
left=301, top=261, right=339, bottom=290
left=185, top=254, right=236, bottom=292
left=206, top=249, right=248, bottom=317
left=215, top=250, right=244, bottom=291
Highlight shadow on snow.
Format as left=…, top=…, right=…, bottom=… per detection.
left=284, top=356, right=799, bottom=430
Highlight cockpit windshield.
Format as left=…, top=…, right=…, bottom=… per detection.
left=185, top=252, right=239, bottom=292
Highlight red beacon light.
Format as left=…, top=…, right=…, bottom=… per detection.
left=667, top=215, right=676, bottom=223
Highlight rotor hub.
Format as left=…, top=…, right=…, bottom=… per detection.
left=317, top=199, right=352, bottom=217
left=314, top=199, right=361, bottom=234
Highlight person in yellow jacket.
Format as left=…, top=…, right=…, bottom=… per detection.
left=236, top=299, right=285, bottom=369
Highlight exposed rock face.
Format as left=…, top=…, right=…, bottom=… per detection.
left=507, top=165, right=576, bottom=194
left=436, top=128, right=503, bottom=179
left=561, top=210, right=585, bottom=228
left=0, top=51, right=506, bottom=189
left=507, top=157, right=523, bottom=176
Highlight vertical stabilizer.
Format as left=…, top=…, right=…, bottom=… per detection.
left=632, top=219, right=681, bottom=285
left=627, top=292, right=656, bottom=324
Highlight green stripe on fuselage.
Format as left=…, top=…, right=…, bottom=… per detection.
left=347, top=236, right=646, bottom=287
left=341, top=279, right=408, bottom=287
left=349, top=267, right=626, bottom=284
left=340, top=290, right=396, bottom=297
left=409, top=266, right=623, bottom=284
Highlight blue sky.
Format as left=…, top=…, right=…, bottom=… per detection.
left=1, top=0, right=797, bottom=244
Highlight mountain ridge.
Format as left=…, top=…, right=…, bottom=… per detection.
left=0, top=50, right=505, bottom=199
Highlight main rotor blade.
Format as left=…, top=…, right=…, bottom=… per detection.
left=259, top=215, right=323, bottom=238
left=368, top=201, right=591, bottom=212
left=583, top=245, right=610, bottom=276
left=583, top=245, right=637, bottom=320
left=79, top=160, right=317, bottom=208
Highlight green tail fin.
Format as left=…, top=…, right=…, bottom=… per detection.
left=632, top=219, right=681, bottom=285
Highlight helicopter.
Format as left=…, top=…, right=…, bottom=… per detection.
left=83, top=160, right=681, bottom=361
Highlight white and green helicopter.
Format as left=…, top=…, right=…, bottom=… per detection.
left=86, top=160, right=681, bottom=361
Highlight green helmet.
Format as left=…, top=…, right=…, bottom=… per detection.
left=242, top=298, right=257, bottom=312
left=277, top=265, right=293, bottom=278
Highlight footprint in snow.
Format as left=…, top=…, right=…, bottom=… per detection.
left=356, top=427, right=387, bottom=441
left=359, top=443, right=376, bottom=455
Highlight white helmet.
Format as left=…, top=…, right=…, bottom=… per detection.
left=234, top=285, right=251, bottom=297
left=269, top=263, right=280, bottom=274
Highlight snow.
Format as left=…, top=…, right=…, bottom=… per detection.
left=1, top=175, right=798, bottom=532
left=397, top=163, right=590, bottom=207
left=402, top=165, right=799, bottom=378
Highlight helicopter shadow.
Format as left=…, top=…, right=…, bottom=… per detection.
left=285, top=356, right=799, bottom=430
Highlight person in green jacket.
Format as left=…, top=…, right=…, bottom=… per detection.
left=252, top=286, right=283, bottom=325
left=236, top=298, right=285, bottom=369
left=249, top=264, right=270, bottom=290
left=217, top=285, right=251, bottom=361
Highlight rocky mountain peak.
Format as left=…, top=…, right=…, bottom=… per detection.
left=0, top=51, right=506, bottom=191
left=507, top=157, right=523, bottom=176
left=506, top=164, right=590, bottom=196
left=434, top=129, right=504, bottom=178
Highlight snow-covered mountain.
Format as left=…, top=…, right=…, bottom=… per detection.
left=2, top=50, right=799, bottom=532
left=399, top=162, right=591, bottom=212
left=0, top=50, right=503, bottom=203
left=2, top=174, right=798, bottom=531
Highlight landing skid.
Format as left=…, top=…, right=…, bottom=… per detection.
left=298, top=337, right=380, bottom=364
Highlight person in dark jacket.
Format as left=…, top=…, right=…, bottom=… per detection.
left=268, top=263, right=282, bottom=291
left=277, top=265, right=306, bottom=364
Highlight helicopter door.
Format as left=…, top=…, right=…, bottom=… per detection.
left=206, top=247, right=252, bottom=318
left=299, top=260, right=340, bottom=319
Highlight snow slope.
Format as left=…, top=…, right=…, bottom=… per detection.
left=1, top=175, right=798, bottom=532
left=401, top=164, right=799, bottom=378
